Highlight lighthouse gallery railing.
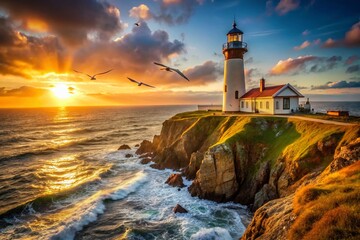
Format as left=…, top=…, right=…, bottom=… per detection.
left=222, top=41, right=247, bottom=50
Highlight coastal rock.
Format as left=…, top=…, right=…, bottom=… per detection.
left=165, top=173, right=185, bottom=188
left=173, top=204, right=188, bottom=214
left=140, top=157, right=152, bottom=164
left=135, top=140, right=154, bottom=155
left=189, top=144, right=238, bottom=202
left=125, top=153, right=133, bottom=158
left=326, top=137, right=360, bottom=173
left=241, top=194, right=295, bottom=240
left=253, top=184, right=277, bottom=211
left=184, top=151, right=204, bottom=179
left=135, top=144, right=140, bottom=147
left=118, top=144, right=131, bottom=150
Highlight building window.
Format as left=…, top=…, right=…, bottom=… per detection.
left=276, top=101, right=279, bottom=109
left=283, top=98, right=290, bottom=109
left=266, top=101, right=269, bottom=109
left=246, top=102, right=248, bottom=108
left=260, top=101, right=263, bottom=109
left=235, top=91, right=239, bottom=99
left=224, top=85, right=227, bottom=92
left=241, top=101, right=244, bottom=108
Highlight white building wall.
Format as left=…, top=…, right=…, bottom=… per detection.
left=223, top=59, right=245, bottom=112
left=277, top=88, right=298, bottom=97
left=274, top=97, right=299, bottom=114
left=240, top=98, right=274, bottom=114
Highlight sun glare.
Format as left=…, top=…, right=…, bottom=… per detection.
left=52, top=83, right=71, bottom=99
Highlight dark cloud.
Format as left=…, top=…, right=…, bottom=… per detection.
left=184, top=61, right=222, bottom=84
left=346, top=64, right=360, bottom=74
left=152, top=0, right=203, bottom=25
left=270, top=55, right=342, bottom=75
left=0, top=0, right=124, bottom=45
left=0, top=86, right=49, bottom=97
left=275, top=0, right=300, bottom=15
left=345, top=55, right=360, bottom=65
left=311, top=80, right=360, bottom=89
left=245, top=57, right=254, bottom=64
left=74, top=22, right=185, bottom=72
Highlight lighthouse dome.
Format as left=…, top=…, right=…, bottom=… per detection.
left=227, top=21, right=243, bottom=35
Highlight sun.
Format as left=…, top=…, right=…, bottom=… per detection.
left=51, top=83, right=72, bottom=99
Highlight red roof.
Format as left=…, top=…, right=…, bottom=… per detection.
left=241, top=85, right=285, bottom=98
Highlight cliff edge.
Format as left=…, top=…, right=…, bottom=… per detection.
left=137, top=111, right=360, bottom=239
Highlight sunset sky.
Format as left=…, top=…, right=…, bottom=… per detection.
left=0, top=0, right=359, bottom=108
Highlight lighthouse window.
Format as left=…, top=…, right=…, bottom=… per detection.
left=283, top=98, right=290, bottom=109
left=235, top=91, right=239, bottom=99
left=225, top=85, right=227, bottom=92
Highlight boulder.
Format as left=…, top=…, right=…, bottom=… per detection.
left=135, top=144, right=140, bottom=147
left=125, top=153, right=133, bottom=158
left=118, top=144, right=131, bottom=150
left=173, top=204, right=188, bottom=214
left=140, top=157, right=152, bottom=164
left=165, top=173, right=185, bottom=188
left=135, top=140, right=154, bottom=155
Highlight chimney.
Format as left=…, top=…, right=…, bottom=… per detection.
left=260, top=78, right=265, bottom=92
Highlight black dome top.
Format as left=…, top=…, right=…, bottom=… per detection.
left=227, top=21, right=243, bottom=35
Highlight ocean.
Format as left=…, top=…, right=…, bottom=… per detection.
left=0, top=106, right=249, bottom=240
left=301, top=101, right=360, bottom=116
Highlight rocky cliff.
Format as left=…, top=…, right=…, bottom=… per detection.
left=137, top=111, right=360, bottom=239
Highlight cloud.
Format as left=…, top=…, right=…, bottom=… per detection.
left=183, top=61, right=222, bottom=85
left=345, top=55, right=359, bottom=65
left=311, top=81, right=360, bottom=89
left=245, top=57, right=254, bottom=64
left=270, top=55, right=343, bottom=75
left=294, top=40, right=311, bottom=50
left=0, top=18, right=68, bottom=78
left=302, top=30, right=310, bottom=36
left=0, top=86, right=49, bottom=97
left=74, top=22, right=185, bottom=74
left=292, top=84, right=308, bottom=90
left=152, top=0, right=202, bottom=25
left=270, top=55, right=318, bottom=75
left=0, top=0, right=124, bottom=46
left=322, top=21, right=360, bottom=48
left=275, top=0, right=300, bottom=15
left=346, top=65, right=360, bottom=74
left=129, top=4, right=152, bottom=20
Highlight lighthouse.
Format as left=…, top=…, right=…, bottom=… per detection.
left=222, top=20, right=247, bottom=112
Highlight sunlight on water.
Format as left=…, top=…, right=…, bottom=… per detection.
left=35, top=155, right=111, bottom=195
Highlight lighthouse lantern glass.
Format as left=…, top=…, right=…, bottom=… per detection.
left=227, top=33, right=243, bottom=42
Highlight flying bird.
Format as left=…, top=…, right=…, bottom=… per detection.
left=73, top=69, right=113, bottom=80
left=135, top=22, right=140, bottom=26
left=127, top=77, right=155, bottom=88
left=153, top=62, right=189, bottom=81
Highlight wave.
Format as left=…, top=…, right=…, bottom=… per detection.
left=190, top=227, right=233, bottom=240
left=47, top=171, right=148, bottom=240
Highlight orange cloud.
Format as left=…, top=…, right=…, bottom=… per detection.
left=322, top=21, right=360, bottom=48
left=270, top=55, right=318, bottom=75
left=129, top=4, right=152, bottom=20
left=294, top=40, right=311, bottom=50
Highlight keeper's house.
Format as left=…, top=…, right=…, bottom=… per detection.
left=240, top=78, right=304, bottom=114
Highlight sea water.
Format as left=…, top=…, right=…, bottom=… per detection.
left=0, top=106, right=250, bottom=240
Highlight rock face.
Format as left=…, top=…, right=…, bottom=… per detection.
left=118, top=144, right=131, bottom=150
left=135, top=140, right=154, bottom=155
left=138, top=112, right=359, bottom=239
left=173, top=204, right=188, bottom=214
left=165, top=173, right=185, bottom=188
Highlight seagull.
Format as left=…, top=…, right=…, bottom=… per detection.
left=73, top=69, right=113, bottom=80
left=127, top=77, right=155, bottom=88
left=153, top=62, right=189, bottom=81
left=135, top=22, right=140, bottom=26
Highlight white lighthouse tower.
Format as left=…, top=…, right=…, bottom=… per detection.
left=222, top=20, right=247, bottom=112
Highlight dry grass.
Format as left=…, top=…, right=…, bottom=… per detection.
left=289, top=161, right=360, bottom=240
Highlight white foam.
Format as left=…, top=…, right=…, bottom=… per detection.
left=190, top=227, right=233, bottom=240
left=37, top=171, right=147, bottom=240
